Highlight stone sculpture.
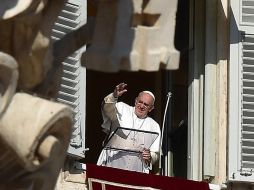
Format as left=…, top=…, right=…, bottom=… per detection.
left=0, top=1, right=74, bottom=189
left=83, top=0, right=180, bottom=72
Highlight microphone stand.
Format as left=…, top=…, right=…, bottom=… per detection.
left=159, top=92, right=172, bottom=176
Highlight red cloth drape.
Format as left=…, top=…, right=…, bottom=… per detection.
left=86, top=164, right=209, bottom=190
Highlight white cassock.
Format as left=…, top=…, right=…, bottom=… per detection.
left=97, top=93, right=161, bottom=173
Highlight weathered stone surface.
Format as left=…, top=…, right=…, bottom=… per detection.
left=0, top=92, right=73, bottom=189
left=55, top=159, right=87, bottom=190
left=0, top=1, right=81, bottom=189
left=0, top=52, right=18, bottom=118
left=0, top=0, right=43, bottom=20
left=83, top=0, right=180, bottom=72
left=0, top=0, right=65, bottom=90
left=55, top=171, right=87, bottom=190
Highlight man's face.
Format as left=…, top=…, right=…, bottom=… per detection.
left=134, top=92, right=154, bottom=119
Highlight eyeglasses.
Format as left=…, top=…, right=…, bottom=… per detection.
left=136, top=100, right=152, bottom=109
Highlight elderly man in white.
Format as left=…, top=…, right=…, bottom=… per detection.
left=97, top=82, right=161, bottom=173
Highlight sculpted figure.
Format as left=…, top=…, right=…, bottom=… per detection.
left=83, top=0, right=180, bottom=72
left=0, top=0, right=65, bottom=90
left=0, top=1, right=74, bottom=189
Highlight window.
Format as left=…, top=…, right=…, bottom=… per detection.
left=229, top=0, right=254, bottom=182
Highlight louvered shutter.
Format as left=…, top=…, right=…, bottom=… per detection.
left=241, top=0, right=254, bottom=24
left=229, top=0, right=254, bottom=182
left=51, top=0, right=87, bottom=158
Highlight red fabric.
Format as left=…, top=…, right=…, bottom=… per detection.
left=86, top=164, right=209, bottom=190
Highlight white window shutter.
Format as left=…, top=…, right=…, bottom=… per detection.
left=51, top=0, right=87, bottom=158
left=229, top=0, right=254, bottom=182
left=241, top=0, right=254, bottom=26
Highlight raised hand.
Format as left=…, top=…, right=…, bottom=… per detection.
left=113, top=83, right=127, bottom=98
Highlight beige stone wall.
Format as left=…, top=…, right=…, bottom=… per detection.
left=55, top=170, right=87, bottom=190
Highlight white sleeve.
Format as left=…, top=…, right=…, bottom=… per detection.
left=101, top=93, right=118, bottom=133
